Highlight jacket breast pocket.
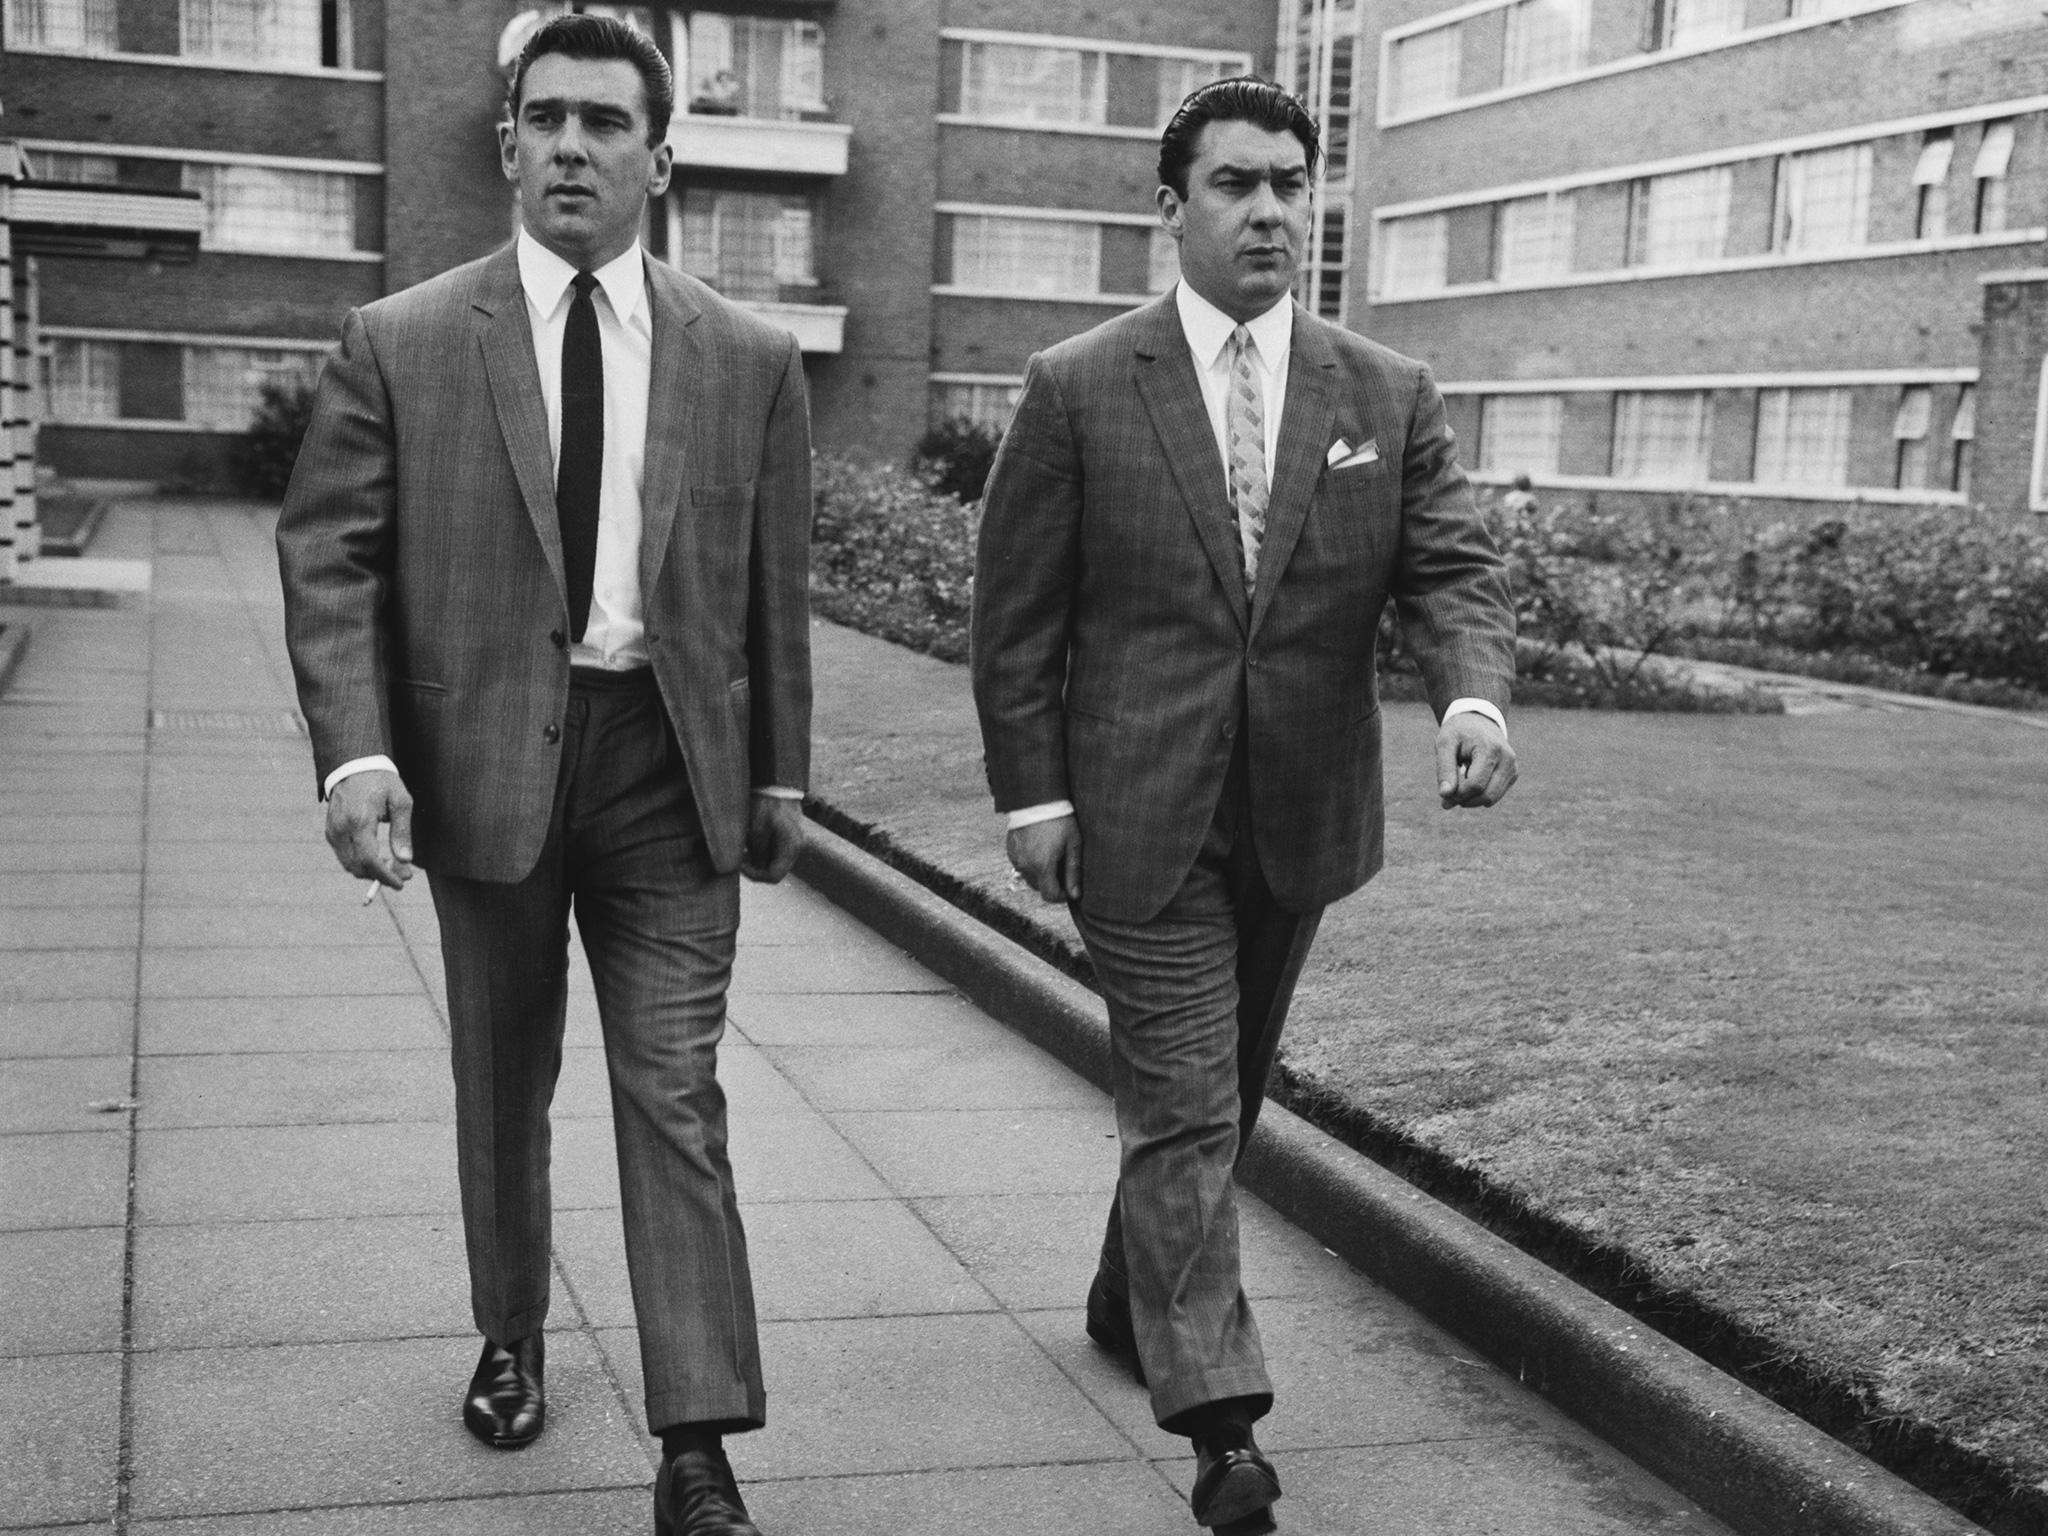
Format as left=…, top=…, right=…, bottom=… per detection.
left=691, top=481, right=756, bottom=510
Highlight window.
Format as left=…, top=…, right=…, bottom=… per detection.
left=1790, top=0, right=1860, bottom=15
left=684, top=13, right=823, bottom=119
left=1502, top=0, right=1586, bottom=88
left=959, top=41, right=1106, bottom=126
left=1666, top=0, right=1745, bottom=48
left=1913, top=132, right=1953, bottom=240
left=1755, top=387, right=1850, bottom=485
left=183, top=347, right=320, bottom=431
left=1613, top=391, right=1712, bottom=481
left=182, top=0, right=335, bottom=69
left=1158, top=55, right=1235, bottom=127
left=1376, top=213, right=1449, bottom=297
left=1389, top=26, right=1461, bottom=117
left=950, top=214, right=1099, bottom=296
left=675, top=190, right=818, bottom=301
left=5, top=0, right=116, bottom=52
left=1893, top=386, right=1932, bottom=488
left=181, top=163, right=356, bottom=256
left=1953, top=383, right=1975, bottom=496
left=1628, top=167, right=1731, bottom=266
left=26, top=150, right=120, bottom=183
left=1480, top=395, right=1563, bottom=475
left=932, top=379, right=1023, bottom=432
left=1148, top=228, right=1180, bottom=294
left=1975, top=120, right=2014, bottom=235
left=1496, top=192, right=1574, bottom=281
left=1774, top=143, right=1872, bottom=253
left=47, top=338, right=121, bottom=422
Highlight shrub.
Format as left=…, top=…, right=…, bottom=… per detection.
left=233, top=376, right=318, bottom=500
left=810, top=453, right=978, bottom=661
left=913, top=417, right=1002, bottom=503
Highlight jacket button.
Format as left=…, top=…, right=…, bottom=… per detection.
left=543, top=723, right=561, bottom=744
left=1222, top=721, right=1238, bottom=739
left=550, top=629, right=565, bottom=648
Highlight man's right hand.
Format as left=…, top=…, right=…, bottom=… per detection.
left=1006, top=814, right=1082, bottom=904
left=326, top=769, right=416, bottom=889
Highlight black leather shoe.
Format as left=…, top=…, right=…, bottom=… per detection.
left=1190, top=1439, right=1282, bottom=1532
left=1084, top=1272, right=1145, bottom=1383
left=461, top=1333, right=544, bottom=1448
left=655, top=1446, right=764, bottom=1536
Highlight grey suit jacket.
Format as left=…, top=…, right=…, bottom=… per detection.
left=277, top=244, right=813, bottom=883
left=970, top=293, right=1514, bottom=923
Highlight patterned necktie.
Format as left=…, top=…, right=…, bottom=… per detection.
left=556, top=270, right=603, bottom=642
left=1225, top=324, right=1268, bottom=596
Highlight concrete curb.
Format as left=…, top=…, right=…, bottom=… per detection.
left=793, top=820, right=1987, bottom=1536
left=0, top=617, right=30, bottom=697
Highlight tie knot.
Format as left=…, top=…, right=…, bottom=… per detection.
left=1229, top=324, right=1254, bottom=364
left=571, top=270, right=599, bottom=299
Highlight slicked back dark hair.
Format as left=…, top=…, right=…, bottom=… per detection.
left=1158, top=76, right=1320, bottom=199
left=507, top=13, right=675, bottom=146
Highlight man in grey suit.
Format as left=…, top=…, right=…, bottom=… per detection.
left=275, top=17, right=804, bottom=1535
left=970, top=78, right=1518, bottom=1534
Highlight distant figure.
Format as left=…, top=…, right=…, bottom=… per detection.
left=275, top=16, right=811, bottom=1535
left=971, top=76, right=1518, bottom=1535
left=691, top=66, right=743, bottom=115
left=1503, top=472, right=1538, bottom=515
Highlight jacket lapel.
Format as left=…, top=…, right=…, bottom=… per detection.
left=1132, top=296, right=1249, bottom=636
left=473, top=245, right=566, bottom=609
left=1249, top=306, right=1337, bottom=641
left=639, top=257, right=702, bottom=597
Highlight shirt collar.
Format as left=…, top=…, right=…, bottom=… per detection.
left=516, top=230, right=648, bottom=329
left=1174, top=280, right=1292, bottom=380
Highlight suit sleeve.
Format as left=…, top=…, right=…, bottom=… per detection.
left=970, top=353, right=1082, bottom=813
left=274, top=307, right=398, bottom=795
left=1389, top=364, right=1517, bottom=716
left=747, top=330, right=814, bottom=794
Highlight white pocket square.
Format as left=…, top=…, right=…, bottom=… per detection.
left=1327, top=437, right=1380, bottom=469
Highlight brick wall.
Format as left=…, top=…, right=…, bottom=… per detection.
left=1975, top=273, right=2048, bottom=511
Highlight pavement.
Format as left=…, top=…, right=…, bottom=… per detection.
left=0, top=500, right=1762, bottom=1534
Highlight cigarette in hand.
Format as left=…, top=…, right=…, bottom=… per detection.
left=362, top=881, right=379, bottom=906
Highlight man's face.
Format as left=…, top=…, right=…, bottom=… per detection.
left=500, top=52, right=672, bottom=270
left=1158, top=119, right=1311, bottom=323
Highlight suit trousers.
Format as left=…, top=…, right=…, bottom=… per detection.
left=1072, top=746, right=1323, bottom=1431
left=426, top=667, right=765, bottom=1434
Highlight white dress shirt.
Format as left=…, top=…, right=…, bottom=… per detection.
left=325, top=233, right=797, bottom=803
left=1006, top=280, right=1504, bottom=831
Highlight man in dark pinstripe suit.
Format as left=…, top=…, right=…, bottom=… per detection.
left=971, top=78, right=1518, bottom=1535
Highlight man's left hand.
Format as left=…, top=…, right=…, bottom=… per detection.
left=741, top=794, right=806, bottom=883
left=1436, top=713, right=1518, bottom=809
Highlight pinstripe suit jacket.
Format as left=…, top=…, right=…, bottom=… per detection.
left=276, top=244, right=813, bottom=883
left=970, top=292, right=1514, bottom=923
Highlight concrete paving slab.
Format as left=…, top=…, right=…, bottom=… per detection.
left=137, top=1049, right=452, bottom=1129
left=0, top=949, right=135, bottom=1002
left=0, top=812, right=143, bottom=842
left=0, top=997, right=133, bottom=1057
left=127, top=1333, right=649, bottom=1520
left=744, top=1461, right=1195, bottom=1536
left=723, top=1110, right=896, bottom=1204
left=133, top=1215, right=471, bottom=1349
left=144, top=868, right=358, bottom=905
left=0, top=1054, right=134, bottom=1132
left=735, top=885, right=880, bottom=948
left=140, top=945, right=425, bottom=999
left=142, top=902, right=405, bottom=948
left=0, top=839, right=142, bottom=873
left=0, top=1350, right=120, bottom=1527
left=146, top=813, right=326, bottom=845
left=0, top=905, right=141, bottom=948
left=545, top=1117, right=625, bottom=1211
left=715, top=1040, right=814, bottom=1118
left=765, top=1037, right=1107, bottom=1112
left=725, top=988, right=997, bottom=1047
left=136, top=1122, right=458, bottom=1225
left=0, top=1129, right=132, bottom=1230
left=0, top=870, right=143, bottom=906
left=0, top=1226, right=127, bottom=1354
left=145, top=840, right=350, bottom=874
left=128, top=1489, right=651, bottom=1534
left=830, top=1106, right=1120, bottom=1197
left=139, top=995, right=448, bottom=1055
left=728, top=942, right=951, bottom=995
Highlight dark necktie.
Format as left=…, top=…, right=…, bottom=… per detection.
left=556, top=270, right=603, bottom=642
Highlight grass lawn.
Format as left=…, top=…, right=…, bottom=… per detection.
left=805, top=620, right=2048, bottom=1526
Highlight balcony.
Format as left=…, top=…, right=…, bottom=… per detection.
left=7, top=182, right=204, bottom=263
left=741, top=299, right=846, bottom=353
left=667, top=114, right=850, bottom=177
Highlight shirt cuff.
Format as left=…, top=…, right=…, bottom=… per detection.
left=1007, top=800, right=1075, bottom=830
left=1444, top=697, right=1508, bottom=735
left=753, top=785, right=804, bottom=800
left=323, top=755, right=398, bottom=800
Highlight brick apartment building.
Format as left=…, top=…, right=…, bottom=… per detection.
left=1287, top=0, right=2048, bottom=516
left=0, top=0, right=1274, bottom=503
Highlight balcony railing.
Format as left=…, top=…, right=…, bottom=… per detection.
left=667, top=115, right=851, bottom=177
left=741, top=299, right=846, bottom=353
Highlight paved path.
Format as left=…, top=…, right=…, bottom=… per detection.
left=2, top=499, right=1730, bottom=1534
